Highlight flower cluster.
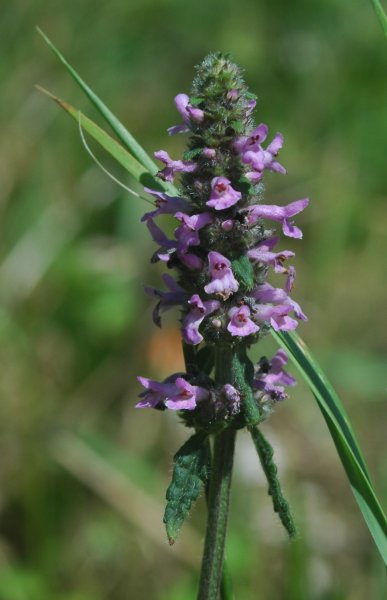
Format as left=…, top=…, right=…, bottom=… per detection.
left=136, top=54, right=308, bottom=430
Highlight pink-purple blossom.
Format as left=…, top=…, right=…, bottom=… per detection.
left=227, top=305, right=259, bottom=337
left=141, top=188, right=190, bottom=222
left=253, top=349, right=296, bottom=404
left=167, top=93, right=204, bottom=135
left=254, top=303, right=298, bottom=332
left=206, top=177, right=242, bottom=210
left=245, top=198, right=309, bottom=238
left=204, top=251, right=239, bottom=299
left=154, top=150, right=197, bottom=182
left=182, top=294, right=221, bottom=345
left=136, top=375, right=209, bottom=410
left=144, top=273, right=187, bottom=327
left=247, top=237, right=295, bottom=274
left=237, top=130, right=286, bottom=182
left=252, top=282, right=307, bottom=322
left=234, top=123, right=269, bottom=153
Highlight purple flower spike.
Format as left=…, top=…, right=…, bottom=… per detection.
left=247, top=237, right=295, bottom=274
left=245, top=198, right=309, bottom=238
left=227, top=305, right=259, bottom=337
left=168, top=93, right=204, bottom=135
left=182, top=294, right=220, bottom=345
left=206, top=177, right=242, bottom=210
left=165, top=377, right=209, bottom=410
left=142, top=188, right=189, bottom=221
left=204, top=251, right=239, bottom=299
left=144, top=273, right=187, bottom=327
left=154, top=150, right=197, bottom=182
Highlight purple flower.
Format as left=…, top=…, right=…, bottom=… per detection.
left=227, top=305, right=259, bottom=337
left=253, top=349, right=296, bottom=405
left=234, top=123, right=269, bottom=153
left=136, top=375, right=209, bottom=410
left=262, top=349, right=296, bottom=387
left=245, top=198, right=309, bottom=238
left=144, top=273, right=187, bottom=327
left=168, top=93, right=204, bottom=135
left=136, top=376, right=179, bottom=408
left=239, top=131, right=286, bottom=181
left=204, top=251, right=239, bottom=299
left=254, top=303, right=298, bottom=331
left=174, top=211, right=213, bottom=270
left=141, top=188, right=190, bottom=221
left=206, top=177, right=242, bottom=210
left=154, top=150, right=197, bottom=182
left=247, top=237, right=295, bottom=274
left=146, top=217, right=176, bottom=263
left=182, top=294, right=220, bottom=345
left=252, top=282, right=307, bottom=322
left=165, top=377, right=209, bottom=410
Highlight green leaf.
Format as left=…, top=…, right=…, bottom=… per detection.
left=36, top=27, right=158, bottom=174
left=183, top=147, right=203, bottom=161
left=370, top=0, right=387, bottom=37
left=35, top=87, right=164, bottom=191
left=231, top=255, right=255, bottom=290
left=164, top=432, right=209, bottom=544
left=271, top=329, right=387, bottom=563
left=250, top=426, right=297, bottom=538
left=229, top=120, right=244, bottom=133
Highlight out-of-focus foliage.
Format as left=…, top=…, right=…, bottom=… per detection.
left=0, top=1, right=386, bottom=599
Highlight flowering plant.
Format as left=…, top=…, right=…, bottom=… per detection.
left=37, top=30, right=387, bottom=600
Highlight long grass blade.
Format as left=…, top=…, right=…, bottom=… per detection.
left=36, top=86, right=165, bottom=193
left=36, top=27, right=159, bottom=173
left=370, top=0, right=387, bottom=37
left=271, top=329, right=387, bottom=564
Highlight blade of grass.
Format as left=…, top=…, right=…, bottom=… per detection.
left=370, top=0, right=387, bottom=37
left=36, top=27, right=158, bottom=173
left=36, top=86, right=166, bottom=193
left=271, top=329, right=387, bottom=564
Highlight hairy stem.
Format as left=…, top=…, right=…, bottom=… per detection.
left=204, top=439, right=235, bottom=600
left=198, top=346, right=237, bottom=600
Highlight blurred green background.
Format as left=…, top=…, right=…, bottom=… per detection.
left=0, top=0, right=386, bottom=598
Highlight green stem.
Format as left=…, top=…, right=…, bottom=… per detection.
left=198, top=345, right=237, bottom=600
left=198, top=428, right=236, bottom=600
left=204, top=440, right=235, bottom=600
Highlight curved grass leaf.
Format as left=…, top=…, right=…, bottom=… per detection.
left=370, top=0, right=387, bottom=37
left=36, top=27, right=158, bottom=174
left=271, top=329, right=387, bottom=564
left=35, top=86, right=165, bottom=192
left=164, top=432, right=209, bottom=545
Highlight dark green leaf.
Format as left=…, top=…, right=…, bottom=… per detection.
left=164, top=432, right=209, bottom=544
left=231, top=256, right=255, bottom=291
